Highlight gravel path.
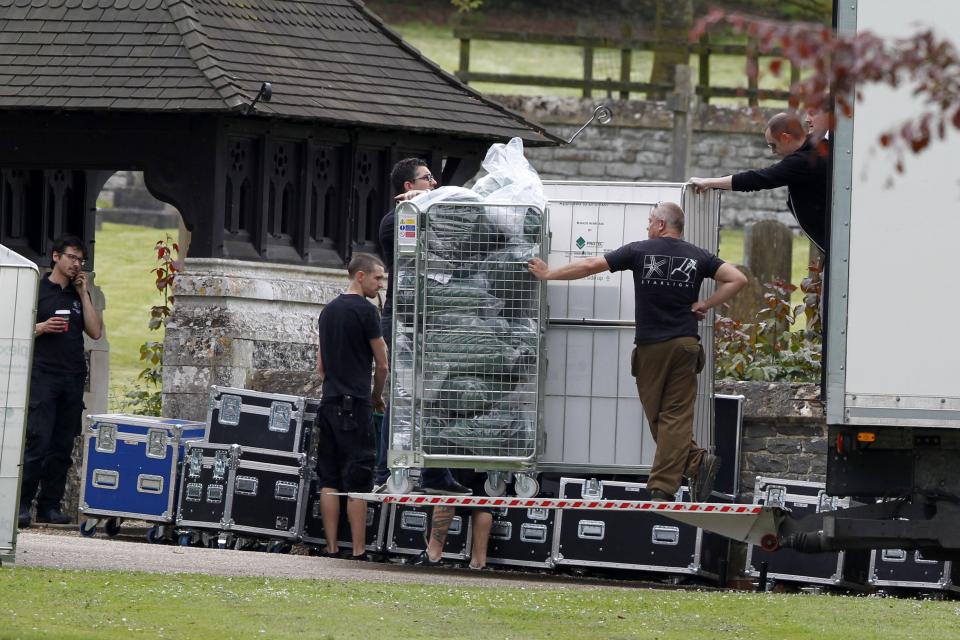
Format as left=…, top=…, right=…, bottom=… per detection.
left=13, top=528, right=645, bottom=591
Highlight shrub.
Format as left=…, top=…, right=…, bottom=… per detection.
left=714, top=261, right=822, bottom=382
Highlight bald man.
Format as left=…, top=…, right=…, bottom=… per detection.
left=690, top=112, right=829, bottom=252
left=528, top=202, right=747, bottom=502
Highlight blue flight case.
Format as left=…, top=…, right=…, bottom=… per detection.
left=78, top=413, right=206, bottom=540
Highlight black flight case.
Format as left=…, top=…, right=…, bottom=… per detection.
left=745, top=476, right=870, bottom=589
left=206, top=385, right=319, bottom=455
left=551, top=477, right=728, bottom=581
left=175, top=442, right=308, bottom=548
left=300, top=472, right=388, bottom=554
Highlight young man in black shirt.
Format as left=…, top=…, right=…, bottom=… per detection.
left=20, top=235, right=102, bottom=528
left=689, top=112, right=829, bottom=253
left=315, top=253, right=389, bottom=558
left=528, top=203, right=747, bottom=502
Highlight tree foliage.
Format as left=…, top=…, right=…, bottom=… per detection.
left=692, top=11, right=960, bottom=171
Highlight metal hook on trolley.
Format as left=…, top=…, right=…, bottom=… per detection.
left=565, top=104, right=614, bottom=144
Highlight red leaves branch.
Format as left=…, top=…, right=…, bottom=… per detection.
left=692, top=11, right=960, bottom=171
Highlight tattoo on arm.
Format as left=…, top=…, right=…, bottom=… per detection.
left=430, top=506, right=455, bottom=544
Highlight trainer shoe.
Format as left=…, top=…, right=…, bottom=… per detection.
left=35, top=508, right=72, bottom=525
left=421, top=479, right=472, bottom=496
left=648, top=489, right=674, bottom=502
left=408, top=550, right=442, bottom=567
left=18, top=506, right=31, bottom=529
left=690, top=454, right=721, bottom=503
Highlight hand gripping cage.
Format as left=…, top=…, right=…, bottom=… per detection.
left=386, top=194, right=547, bottom=495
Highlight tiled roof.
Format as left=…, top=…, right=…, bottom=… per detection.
left=0, top=0, right=559, bottom=144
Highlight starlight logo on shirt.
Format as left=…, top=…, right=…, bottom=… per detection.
left=641, top=255, right=698, bottom=288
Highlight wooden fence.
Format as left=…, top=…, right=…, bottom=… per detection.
left=454, top=29, right=801, bottom=106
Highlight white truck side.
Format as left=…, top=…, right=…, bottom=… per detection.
left=778, top=0, right=960, bottom=555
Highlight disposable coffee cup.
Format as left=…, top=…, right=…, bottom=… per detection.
left=55, top=309, right=70, bottom=331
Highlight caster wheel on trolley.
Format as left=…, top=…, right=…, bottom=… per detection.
left=514, top=474, right=540, bottom=498
left=484, top=472, right=507, bottom=497
left=79, top=518, right=98, bottom=538
left=104, top=517, right=122, bottom=537
left=178, top=532, right=193, bottom=547
left=145, top=526, right=165, bottom=544
left=267, top=541, right=292, bottom=554
left=387, top=470, right=413, bottom=495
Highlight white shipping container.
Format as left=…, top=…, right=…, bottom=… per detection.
left=539, top=182, right=719, bottom=473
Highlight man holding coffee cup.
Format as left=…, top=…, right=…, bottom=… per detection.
left=19, top=235, right=102, bottom=528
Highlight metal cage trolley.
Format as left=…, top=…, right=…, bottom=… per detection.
left=386, top=195, right=548, bottom=497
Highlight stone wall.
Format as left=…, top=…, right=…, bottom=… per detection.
left=161, top=258, right=350, bottom=422
left=716, top=380, right=826, bottom=500
left=498, top=96, right=799, bottom=230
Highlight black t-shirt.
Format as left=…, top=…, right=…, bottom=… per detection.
left=731, top=137, right=829, bottom=252
left=378, top=209, right=395, bottom=317
left=318, top=293, right=382, bottom=403
left=34, top=273, right=87, bottom=375
left=605, top=237, right=724, bottom=345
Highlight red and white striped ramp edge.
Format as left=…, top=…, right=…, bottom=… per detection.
left=345, top=493, right=785, bottom=550
left=347, top=493, right=759, bottom=513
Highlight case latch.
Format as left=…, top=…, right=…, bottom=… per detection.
left=96, top=424, right=117, bottom=454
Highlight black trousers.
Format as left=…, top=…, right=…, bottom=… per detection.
left=21, top=368, right=85, bottom=512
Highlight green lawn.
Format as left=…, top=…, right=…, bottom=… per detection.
left=394, top=22, right=797, bottom=105
left=3, top=567, right=958, bottom=640
left=93, top=222, right=177, bottom=409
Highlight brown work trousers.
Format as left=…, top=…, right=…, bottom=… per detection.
left=631, top=336, right=705, bottom=495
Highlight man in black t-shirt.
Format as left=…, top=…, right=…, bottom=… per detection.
left=689, top=112, right=829, bottom=253
left=19, top=235, right=103, bottom=528
left=528, top=203, right=747, bottom=502
left=315, top=253, right=389, bottom=559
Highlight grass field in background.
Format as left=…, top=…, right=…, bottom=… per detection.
left=719, top=227, right=814, bottom=320
left=94, top=222, right=177, bottom=407
left=4, top=567, right=959, bottom=640
left=394, top=23, right=795, bottom=104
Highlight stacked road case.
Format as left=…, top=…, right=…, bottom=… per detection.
left=484, top=476, right=561, bottom=569
left=79, top=414, right=205, bottom=540
left=868, top=547, right=960, bottom=594
left=387, top=191, right=548, bottom=496
left=552, top=477, right=728, bottom=580
left=745, top=477, right=870, bottom=589
left=174, top=386, right=317, bottom=548
left=301, top=475, right=389, bottom=554
left=386, top=501, right=473, bottom=561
